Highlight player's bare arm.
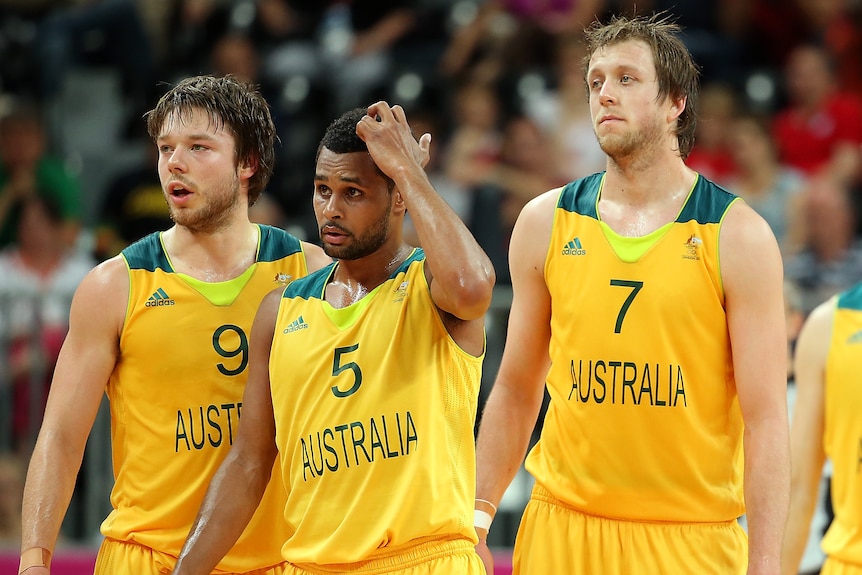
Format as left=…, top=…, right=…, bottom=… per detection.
left=172, top=288, right=282, bottom=575
left=473, top=190, right=558, bottom=570
left=781, top=300, right=832, bottom=575
left=721, top=201, right=790, bottom=575
left=20, top=257, right=127, bottom=569
left=357, top=102, right=495, bottom=328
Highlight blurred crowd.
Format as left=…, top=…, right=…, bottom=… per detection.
left=0, top=0, right=861, bottom=550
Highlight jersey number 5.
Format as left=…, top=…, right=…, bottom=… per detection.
left=331, top=344, right=363, bottom=397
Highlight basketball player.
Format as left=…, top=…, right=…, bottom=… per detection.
left=18, top=75, right=331, bottom=575
left=783, top=283, right=862, bottom=575
left=473, top=14, right=789, bottom=575
left=169, top=101, right=495, bottom=575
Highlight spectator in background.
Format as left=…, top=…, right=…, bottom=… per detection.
left=255, top=0, right=416, bottom=117
left=0, top=196, right=94, bottom=454
left=439, top=0, right=606, bottom=86
left=443, top=80, right=503, bottom=189
left=785, top=178, right=862, bottom=314
left=523, top=32, right=607, bottom=183
left=0, top=100, right=82, bottom=250
left=684, top=82, right=737, bottom=186
left=725, top=112, right=807, bottom=255
left=92, top=145, right=170, bottom=261
left=0, top=454, right=24, bottom=548
left=773, top=43, right=862, bottom=186
left=795, top=0, right=862, bottom=95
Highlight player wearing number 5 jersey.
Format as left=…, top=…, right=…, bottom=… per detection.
left=474, top=14, right=789, bottom=575
left=170, top=102, right=495, bottom=575
left=19, top=75, right=331, bottom=575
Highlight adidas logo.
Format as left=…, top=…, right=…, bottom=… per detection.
left=562, top=237, right=586, bottom=256
left=145, top=287, right=175, bottom=307
left=283, top=315, right=309, bottom=334
left=847, top=330, right=862, bottom=345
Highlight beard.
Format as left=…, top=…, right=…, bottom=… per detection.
left=168, top=173, right=241, bottom=233
left=320, top=204, right=391, bottom=260
left=596, top=114, right=665, bottom=161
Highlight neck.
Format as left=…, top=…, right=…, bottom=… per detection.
left=163, top=220, right=260, bottom=282
left=327, top=243, right=412, bottom=308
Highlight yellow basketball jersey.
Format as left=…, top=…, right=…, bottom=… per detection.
left=101, top=225, right=311, bottom=572
left=268, top=249, right=483, bottom=565
left=821, top=285, right=862, bottom=564
left=527, top=172, right=745, bottom=523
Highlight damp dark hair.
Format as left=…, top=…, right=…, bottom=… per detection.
left=583, top=13, right=701, bottom=160
left=316, top=107, right=395, bottom=191
left=144, top=74, right=276, bottom=205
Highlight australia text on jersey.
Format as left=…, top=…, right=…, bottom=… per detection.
left=568, top=359, right=687, bottom=407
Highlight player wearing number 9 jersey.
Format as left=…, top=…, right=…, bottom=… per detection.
left=19, top=75, right=332, bottom=575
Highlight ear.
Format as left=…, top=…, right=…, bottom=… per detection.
left=239, top=158, right=257, bottom=182
left=668, top=94, right=686, bottom=123
left=392, top=189, right=407, bottom=216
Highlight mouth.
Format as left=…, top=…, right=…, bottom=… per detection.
left=168, top=181, right=192, bottom=199
left=320, top=224, right=349, bottom=244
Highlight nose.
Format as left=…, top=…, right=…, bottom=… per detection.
left=166, top=148, right=187, bottom=173
left=319, top=193, right=342, bottom=220
left=598, top=83, right=616, bottom=105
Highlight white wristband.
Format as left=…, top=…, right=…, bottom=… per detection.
left=474, top=508, right=494, bottom=531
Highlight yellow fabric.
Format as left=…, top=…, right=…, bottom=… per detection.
left=529, top=176, right=744, bottom=523
left=94, top=537, right=287, bottom=575
left=822, top=296, right=862, bottom=565
left=512, top=484, right=747, bottom=575
left=100, top=230, right=309, bottom=572
left=822, top=556, right=862, bottom=575
left=269, top=254, right=483, bottom=566
left=283, top=538, right=484, bottom=575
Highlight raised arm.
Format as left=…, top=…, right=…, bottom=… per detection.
left=473, top=190, right=557, bottom=570
left=172, top=288, right=282, bottom=575
left=780, top=299, right=832, bottom=575
left=357, top=101, right=495, bottom=322
left=721, top=202, right=790, bottom=575
left=20, top=258, right=125, bottom=574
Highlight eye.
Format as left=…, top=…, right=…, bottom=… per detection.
left=316, top=185, right=331, bottom=197
left=346, top=188, right=362, bottom=198
left=590, top=79, right=602, bottom=90
left=159, top=144, right=173, bottom=153
left=191, top=144, right=208, bottom=151
left=621, top=75, right=633, bottom=83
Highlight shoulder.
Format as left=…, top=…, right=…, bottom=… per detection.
left=283, top=262, right=336, bottom=300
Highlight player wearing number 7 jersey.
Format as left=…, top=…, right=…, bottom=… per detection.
left=19, top=75, right=332, bottom=575
left=169, top=102, right=495, bottom=575
left=473, top=13, right=789, bottom=575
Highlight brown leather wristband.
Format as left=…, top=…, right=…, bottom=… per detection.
left=18, top=547, right=51, bottom=574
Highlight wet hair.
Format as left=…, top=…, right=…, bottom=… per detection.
left=583, top=13, right=700, bottom=160
left=144, top=75, right=276, bottom=205
left=316, top=107, right=395, bottom=191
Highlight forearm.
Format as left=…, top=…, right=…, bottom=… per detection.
left=780, top=482, right=819, bottom=575
left=397, top=168, right=494, bottom=315
left=172, top=450, right=273, bottom=575
left=21, top=431, right=88, bottom=553
left=743, top=418, right=790, bottom=574
left=475, top=382, right=543, bottom=506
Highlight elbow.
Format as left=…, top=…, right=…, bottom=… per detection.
left=451, top=268, right=496, bottom=320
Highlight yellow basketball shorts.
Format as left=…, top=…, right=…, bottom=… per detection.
left=94, top=537, right=287, bottom=575
left=513, top=484, right=748, bottom=575
left=284, top=537, right=485, bottom=575
left=822, top=557, right=862, bottom=575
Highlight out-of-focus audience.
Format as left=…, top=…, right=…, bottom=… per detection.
left=0, top=196, right=95, bottom=454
